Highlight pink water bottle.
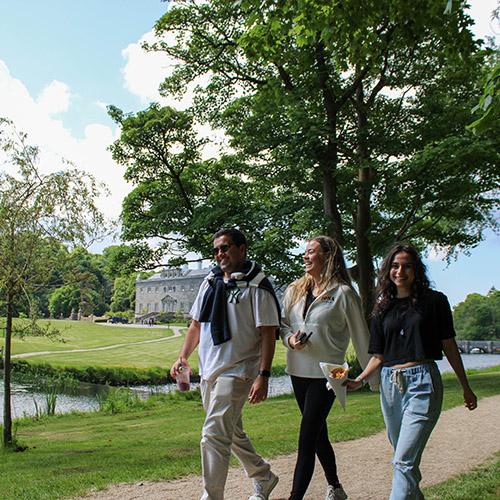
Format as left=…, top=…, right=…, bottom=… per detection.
left=176, top=364, right=190, bottom=392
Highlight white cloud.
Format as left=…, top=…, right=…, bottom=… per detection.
left=121, top=30, right=213, bottom=111
left=121, top=30, right=178, bottom=104
left=427, top=246, right=450, bottom=262
left=121, top=30, right=232, bottom=160
left=0, top=59, right=130, bottom=222
left=36, top=80, right=70, bottom=115
left=95, top=100, right=108, bottom=111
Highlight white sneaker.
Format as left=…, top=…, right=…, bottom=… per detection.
left=248, top=471, right=279, bottom=500
left=325, top=484, right=348, bottom=500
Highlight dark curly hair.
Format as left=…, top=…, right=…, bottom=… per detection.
left=372, top=242, right=431, bottom=316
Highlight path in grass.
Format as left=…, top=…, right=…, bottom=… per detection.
left=78, top=394, right=500, bottom=500
left=12, top=326, right=184, bottom=360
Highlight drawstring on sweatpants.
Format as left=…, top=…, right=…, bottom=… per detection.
left=389, top=369, right=405, bottom=393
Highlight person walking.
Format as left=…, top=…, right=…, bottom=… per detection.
left=346, top=242, right=477, bottom=500
left=170, top=228, right=281, bottom=500
left=281, top=235, right=376, bottom=500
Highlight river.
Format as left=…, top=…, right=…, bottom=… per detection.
left=1, top=354, right=499, bottom=423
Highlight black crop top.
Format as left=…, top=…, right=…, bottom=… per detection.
left=368, top=290, right=456, bottom=367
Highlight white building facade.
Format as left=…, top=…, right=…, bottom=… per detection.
left=135, top=266, right=209, bottom=321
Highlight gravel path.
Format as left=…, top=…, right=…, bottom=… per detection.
left=77, top=394, right=500, bottom=500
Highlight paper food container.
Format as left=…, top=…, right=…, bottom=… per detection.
left=319, top=361, right=349, bottom=409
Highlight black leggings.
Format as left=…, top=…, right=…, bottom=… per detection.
left=289, top=375, right=340, bottom=500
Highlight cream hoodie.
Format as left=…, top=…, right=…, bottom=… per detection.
left=280, top=281, right=378, bottom=390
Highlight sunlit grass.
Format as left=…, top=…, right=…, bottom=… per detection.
left=1, top=318, right=289, bottom=373
left=424, top=452, right=500, bottom=499
left=0, top=366, right=498, bottom=500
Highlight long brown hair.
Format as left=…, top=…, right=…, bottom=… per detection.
left=372, top=242, right=430, bottom=316
left=288, top=236, right=351, bottom=308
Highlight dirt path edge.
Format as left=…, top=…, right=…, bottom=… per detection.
left=76, top=394, right=500, bottom=500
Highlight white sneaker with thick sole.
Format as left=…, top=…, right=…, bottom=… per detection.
left=248, top=471, right=279, bottom=500
left=325, top=484, right=348, bottom=500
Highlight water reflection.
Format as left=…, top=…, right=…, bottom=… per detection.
left=1, top=354, right=499, bottom=423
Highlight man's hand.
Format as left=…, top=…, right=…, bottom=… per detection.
left=169, top=320, right=200, bottom=379
left=170, top=357, right=191, bottom=379
left=248, top=375, right=269, bottom=404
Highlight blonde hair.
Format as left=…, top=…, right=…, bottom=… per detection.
left=288, top=236, right=351, bottom=308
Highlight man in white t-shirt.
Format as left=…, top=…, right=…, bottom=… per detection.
left=170, top=228, right=280, bottom=500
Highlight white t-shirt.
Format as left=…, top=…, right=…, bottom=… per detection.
left=190, top=278, right=280, bottom=381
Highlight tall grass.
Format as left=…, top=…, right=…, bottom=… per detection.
left=96, top=385, right=202, bottom=414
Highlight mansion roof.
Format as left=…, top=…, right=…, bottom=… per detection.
left=136, top=267, right=210, bottom=284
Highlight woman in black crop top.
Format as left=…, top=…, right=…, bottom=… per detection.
left=345, top=243, right=477, bottom=500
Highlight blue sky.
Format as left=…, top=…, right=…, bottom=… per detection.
left=0, top=0, right=498, bottom=306
left=0, top=1, right=166, bottom=135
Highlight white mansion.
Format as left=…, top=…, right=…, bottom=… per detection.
left=135, top=266, right=210, bottom=322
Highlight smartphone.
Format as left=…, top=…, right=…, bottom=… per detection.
left=297, top=331, right=313, bottom=344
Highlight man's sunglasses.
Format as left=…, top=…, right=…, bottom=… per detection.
left=212, top=243, right=234, bottom=255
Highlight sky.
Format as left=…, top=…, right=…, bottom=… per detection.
left=0, top=0, right=498, bottom=307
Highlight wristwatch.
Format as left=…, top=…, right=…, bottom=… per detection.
left=258, top=369, right=271, bottom=378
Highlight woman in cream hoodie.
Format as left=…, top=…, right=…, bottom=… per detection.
left=281, top=235, right=375, bottom=500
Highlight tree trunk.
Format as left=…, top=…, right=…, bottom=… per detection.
left=315, top=41, right=344, bottom=245
left=354, top=80, right=375, bottom=320
left=3, top=295, right=13, bottom=447
left=320, top=142, right=344, bottom=245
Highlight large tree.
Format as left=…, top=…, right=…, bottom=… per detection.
left=0, top=120, right=106, bottom=447
left=114, top=1, right=499, bottom=315
left=108, top=104, right=304, bottom=282
left=47, top=247, right=112, bottom=318
left=453, top=288, right=499, bottom=341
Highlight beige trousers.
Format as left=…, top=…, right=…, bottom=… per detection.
left=200, top=376, right=271, bottom=500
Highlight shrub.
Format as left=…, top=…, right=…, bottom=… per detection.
left=96, top=387, right=142, bottom=414
left=11, top=360, right=185, bottom=386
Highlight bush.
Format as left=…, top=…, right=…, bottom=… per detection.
left=11, top=360, right=191, bottom=386
left=345, top=344, right=362, bottom=378
left=155, top=312, right=175, bottom=324
left=96, top=387, right=142, bottom=414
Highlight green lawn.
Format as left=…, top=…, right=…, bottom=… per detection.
left=3, top=318, right=289, bottom=372
left=9, top=319, right=173, bottom=353
left=423, top=452, right=500, bottom=500
left=1, top=366, right=499, bottom=500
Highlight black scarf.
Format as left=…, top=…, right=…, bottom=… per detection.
left=199, top=260, right=280, bottom=346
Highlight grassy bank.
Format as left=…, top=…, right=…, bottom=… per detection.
left=1, top=366, right=499, bottom=499
left=423, top=452, right=500, bottom=499
left=3, top=318, right=291, bottom=381
left=10, top=360, right=171, bottom=386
